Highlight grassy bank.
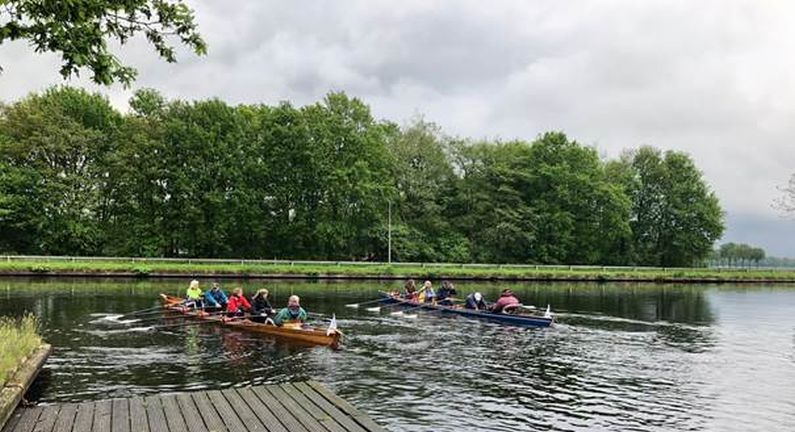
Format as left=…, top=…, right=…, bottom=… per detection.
left=0, top=315, right=41, bottom=387
left=0, top=258, right=794, bottom=282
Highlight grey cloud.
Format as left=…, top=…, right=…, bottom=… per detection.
left=1, top=0, right=794, bottom=254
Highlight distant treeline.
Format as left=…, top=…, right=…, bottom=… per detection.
left=711, top=243, right=766, bottom=267
left=0, top=87, right=724, bottom=266
left=711, top=243, right=795, bottom=268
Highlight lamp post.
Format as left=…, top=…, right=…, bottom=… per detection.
left=388, top=200, right=392, bottom=264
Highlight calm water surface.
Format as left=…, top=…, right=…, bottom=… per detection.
left=1, top=278, right=794, bottom=431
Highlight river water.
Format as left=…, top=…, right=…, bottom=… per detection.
left=0, top=278, right=793, bottom=431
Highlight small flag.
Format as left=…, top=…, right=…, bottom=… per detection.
left=326, top=313, right=338, bottom=336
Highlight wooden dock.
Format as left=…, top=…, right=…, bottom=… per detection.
left=1, top=381, right=386, bottom=432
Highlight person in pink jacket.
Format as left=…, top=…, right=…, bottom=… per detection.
left=491, top=289, right=520, bottom=313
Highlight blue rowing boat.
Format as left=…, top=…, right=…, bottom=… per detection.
left=379, top=292, right=553, bottom=328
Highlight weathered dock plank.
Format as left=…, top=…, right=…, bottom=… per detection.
left=142, top=396, right=168, bottom=432
left=3, top=383, right=385, bottom=432
left=111, top=399, right=130, bottom=432
left=73, top=402, right=94, bottom=432
left=51, top=403, right=77, bottom=432
left=174, top=394, right=207, bottom=432
left=128, top=398, right=149, bottom=432
left=219, top=388, right=267, bottom=432
left=234, top=388, right=287, bottom=432
left=190, top=392, right=226, bottom=432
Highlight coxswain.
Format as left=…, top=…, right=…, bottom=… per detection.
left=226, top=287, right=251, bottom=317
left=491, top=288, right=520, bottom=313
left=464, top=292, right=488, bottom=310
left=273, top=295, right=308, bottom=327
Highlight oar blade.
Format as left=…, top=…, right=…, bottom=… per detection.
left=345, top=303, right=360, bottom=308
left=365, top=306, right=381, bottom=312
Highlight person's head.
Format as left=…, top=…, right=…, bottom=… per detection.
left=233, top=287, right=243, bottom=296
left=474, top=292, right=482, bottom=302
left=442, top=280, right=453, bottom=290
left=255, top=288, right=269, bottom=299
left=189, top=280, right=199, bottom=290
left=288, top=295, right=300, bottom=309
left=423, top=280, right=432, bottom=289
left=211, top=282, right=220, bottom=290
left=501, top=288, right=513, bottom=297
left=405, top=279, right=416, bottom=291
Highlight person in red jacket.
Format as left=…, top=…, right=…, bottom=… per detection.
left=491, top=289, right=520, bottom=314
left=226, top=287, right=251, bottom=317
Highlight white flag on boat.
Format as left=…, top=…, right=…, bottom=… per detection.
left=544, top=305, right=552, bottom=319
left=326, top=313, right=338, bottom=336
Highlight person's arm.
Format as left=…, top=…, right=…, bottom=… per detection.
left=298, top=308, right=308, bottom=322
left=218, top=291, right=228, bottom=304
left=203, top=292, right=219, bottom=307
left=273, top=309, right=287, bottom=326
left=241, top=296, right=251, bottom=311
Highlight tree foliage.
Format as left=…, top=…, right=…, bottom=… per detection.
left=611, top=147, right=724, bottom=267
left=0, top=0, right=206, bottom=85
left=0, top=87, right=726, bottom=265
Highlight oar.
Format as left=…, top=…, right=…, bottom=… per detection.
left=117, top=304, right=167, bottom=319
left=345, top=298, right=386, bottom=308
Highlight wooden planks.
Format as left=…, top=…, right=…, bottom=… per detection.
left=2, top=382, right=385, bottom=432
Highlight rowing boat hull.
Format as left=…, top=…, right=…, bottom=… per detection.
left=159, top=294, right=341, bottom=347
left=379, top=292, right=553, bottom=327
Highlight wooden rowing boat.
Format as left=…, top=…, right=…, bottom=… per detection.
left=159, top=294, right=341, bottom=347
left=379, top=291, right=553, bottom=327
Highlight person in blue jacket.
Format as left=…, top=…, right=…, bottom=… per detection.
left=203, top=282, right=228, bottom=309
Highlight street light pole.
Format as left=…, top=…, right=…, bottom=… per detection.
left=387, top=200, right=392, bottom=264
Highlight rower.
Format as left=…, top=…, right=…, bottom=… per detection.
left=417, top=280, right=435, bottom=303
left=464, top=292, right=488, bottom=310
left=436, top=280, right=457, bottom=306
left=273, top=295, right=308, bottom=327
left=185, top=280, right=203, bottom=309
left=226, top=287, right=251, bottom=317
left=250, top=288, right=276, bottom=323
left=404, top=279, right=418, bottom=301
left=491, top=288, right=520, bottom=314
left=203, top=282, right=228, bottom=310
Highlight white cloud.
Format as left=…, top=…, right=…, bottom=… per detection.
left=1, top=0, right=794, bottom=253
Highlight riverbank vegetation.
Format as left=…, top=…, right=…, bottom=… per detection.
left=1, top=258, right=793, bottom=282
left=0, top=87, right=723, bottom=267
left=0, top=315, right=41, bottom=387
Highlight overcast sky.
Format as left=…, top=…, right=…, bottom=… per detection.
left=1, top=0, right=794, bottom=256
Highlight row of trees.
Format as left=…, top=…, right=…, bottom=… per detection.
left=712, top=243, right=766, bottom=267
left=0, top=87, right=725, bottom=266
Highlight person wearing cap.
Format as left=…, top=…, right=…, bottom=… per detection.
left=491, top=288, right=520, bottom=313
left=436, top=280, right=457, bottom=306
left=464, top=292, right=488, bottom=310
left=203, top=282, right=228, bottom=309
left=273, top=295, right=308, bottom=327
left=250, top=288, right=275, bottom=323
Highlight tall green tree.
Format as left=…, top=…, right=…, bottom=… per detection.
left=616, top=147, right=724, bottom=267
left=0, top=0, right=206, bottom=85
left=386, top=118, right=468, bottom=262
left=0, top=87, right=121, bottom=254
